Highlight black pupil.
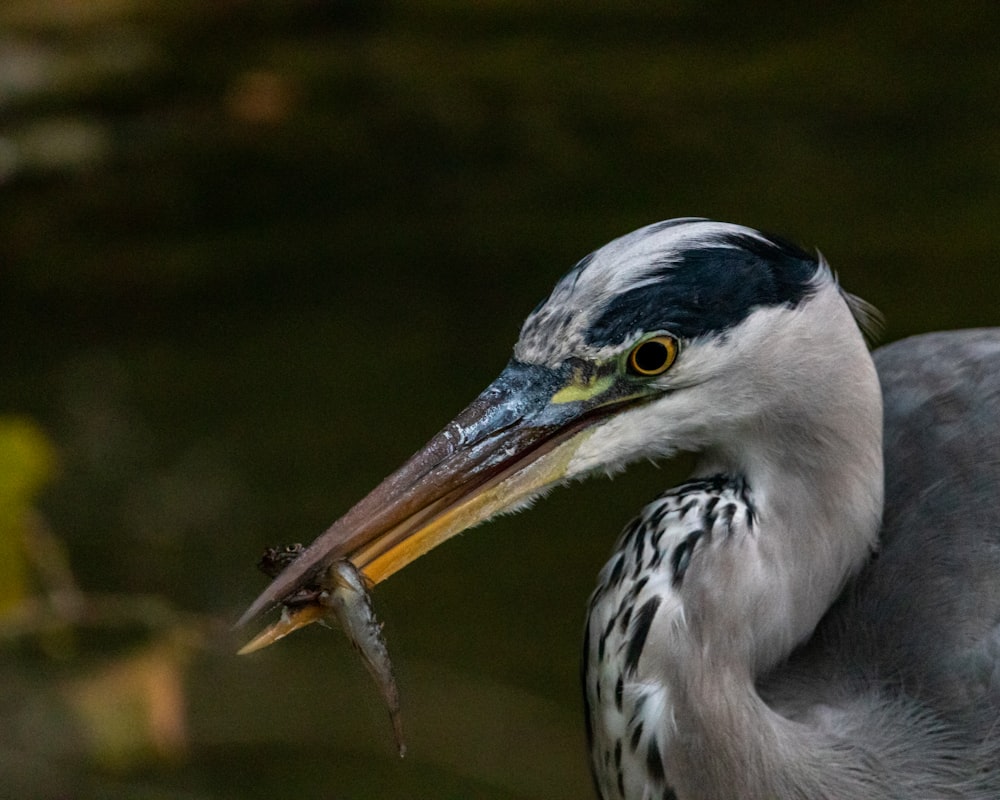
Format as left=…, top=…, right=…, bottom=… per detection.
left=634, top=340, right=668, bottom=373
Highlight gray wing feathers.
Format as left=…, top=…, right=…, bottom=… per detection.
left=761, top=330, right=1000, bottom=796
left=870, top=329, right=1000, bottom=722
left=775, top=330, right=1000, bottom=731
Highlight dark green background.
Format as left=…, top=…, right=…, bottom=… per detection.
left=2, top=1, right=998, bottom=798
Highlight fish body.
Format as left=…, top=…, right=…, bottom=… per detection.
left=320, top=560, right=405, bottom=757
left=242, top=549, right=405, bottom=756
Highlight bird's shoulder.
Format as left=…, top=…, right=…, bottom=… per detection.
left=803, top=328, right=1000, bottom=730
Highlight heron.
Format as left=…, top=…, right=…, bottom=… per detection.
left=239, top=219, right=1000, bottom=799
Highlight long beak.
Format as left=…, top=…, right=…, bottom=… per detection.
left=237, top=358, right=641, bottom=643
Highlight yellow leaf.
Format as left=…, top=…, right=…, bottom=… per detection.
left=0, top=416, right=58, bottom=615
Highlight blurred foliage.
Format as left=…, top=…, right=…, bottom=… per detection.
left=0, top=415, right=210, bottom=789
left=63, top=628, right=197, bottom=771
left=0, top=417, right=56, bottom=613
left=0, top=0, right=998, bottom=798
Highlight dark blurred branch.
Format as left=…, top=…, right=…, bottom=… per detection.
left=0, top=510, right=223, bottom=648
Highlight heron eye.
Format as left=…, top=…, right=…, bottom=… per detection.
left=627, top=336, right=678, bottom=377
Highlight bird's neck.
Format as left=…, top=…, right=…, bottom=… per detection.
left=694, top=351, right=884, bottom=673
left=661, top=334, right=886, bottom=799
left=664, top=666, right=898, bottom=800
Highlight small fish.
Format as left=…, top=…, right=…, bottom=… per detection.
left=243, top=547, right=405, bottom=757
left=319, top=559, right=405, bottom=757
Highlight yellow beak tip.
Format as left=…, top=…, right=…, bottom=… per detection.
left=237, top=603, right=327, bottom=655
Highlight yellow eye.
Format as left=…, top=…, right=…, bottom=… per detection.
left=627, top=335, right=678, bottom=377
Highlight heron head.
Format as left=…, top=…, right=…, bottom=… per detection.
left=238, top=218, right=880, bottom=644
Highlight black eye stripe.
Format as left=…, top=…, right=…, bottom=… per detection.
left=585, top=233, right=819, bottom=348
